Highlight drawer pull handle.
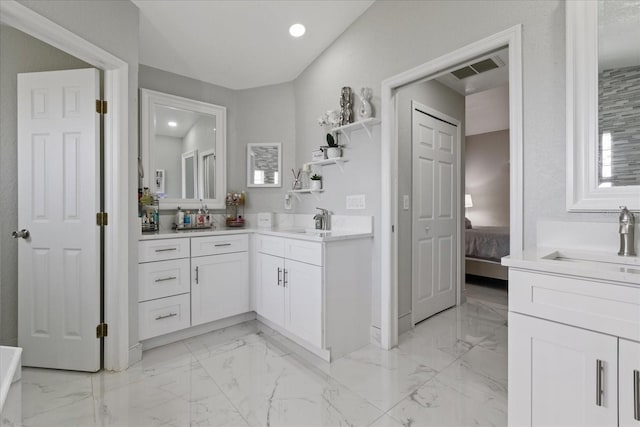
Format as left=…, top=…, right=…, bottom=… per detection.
left=596, top=359, right=604, bottom=407
left=155, top=276, right=177, bottom=283
left=155, top=312, right=177, bottom=320
left=283, top=269, right=288, bottom=288
left=214, top=243, right=232, bottom=247
left=634, top=369, right=640, bottom=421
left=155, top=248, right=177, bottom=252
left=277, top=267, right=282, bottom=286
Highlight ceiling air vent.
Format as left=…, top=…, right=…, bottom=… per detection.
left=451, top=56, right=504, bottom=80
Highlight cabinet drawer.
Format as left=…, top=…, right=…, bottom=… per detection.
left=509, top=269, right=640, bottom=341
left=285, top=239, right=323, bottom=266
left=138, top=293, right=190, bottom=340
left=138, top=258, right=190, bottom=302
left=191, top=234, right=248, bottom=257
left=256, top=235, right=285, bottom=258
left=139, top=238, right=190, bottom=263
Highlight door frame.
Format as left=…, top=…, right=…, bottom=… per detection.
left=410, top=102, right=462, bottom=327
left=380, top=25, right=523, bottom=349
left=1, top=1, right=130, bottom=370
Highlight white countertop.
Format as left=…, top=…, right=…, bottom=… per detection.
left=503, top=247, right=640, bottom=285
left=139, top=227, right=373, bottom=243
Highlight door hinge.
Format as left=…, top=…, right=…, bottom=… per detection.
left=96, top=212, right=108, bottom=226
left=96, top=99, right=107, bottom=114
left=96, top=323, right=108, bottom=339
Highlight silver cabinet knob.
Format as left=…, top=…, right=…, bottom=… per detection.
left=12, top=229, right=29, bottom=239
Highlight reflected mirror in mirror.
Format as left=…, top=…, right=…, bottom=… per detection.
left=598, top=0, right=640, bottom=188
left=141, top=89, right=227, bottom=209
left=247, top=143, right=282, bottom=187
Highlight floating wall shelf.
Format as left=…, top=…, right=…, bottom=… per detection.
left=331, top=118, right=381, bottom=144
left=288, top=189, right=324, bottom=201
left=307, top=158, right=349, bottom=172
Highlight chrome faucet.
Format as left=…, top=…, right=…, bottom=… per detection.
left=314, top=207, right=330, bottom=231
left=618, top=206, right=636, bottom=257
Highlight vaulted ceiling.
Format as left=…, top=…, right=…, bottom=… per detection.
left=133, top=0, right=374, bottom=90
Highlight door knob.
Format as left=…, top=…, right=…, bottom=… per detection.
left=12, top=229, right=30, bottom=239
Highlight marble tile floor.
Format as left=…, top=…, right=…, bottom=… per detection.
left=11, top=284, right=508, bottom=427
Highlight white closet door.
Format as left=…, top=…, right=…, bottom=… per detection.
left=17, top=68, right=101, bottom=372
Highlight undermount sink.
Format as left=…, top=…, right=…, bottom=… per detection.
left=281, top=228, right=331, bottom=236
left=541, top=249, right=640, bottom=267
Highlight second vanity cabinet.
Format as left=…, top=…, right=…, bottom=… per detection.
left=255, top=234, right=372, bottom=361
left=508, top=268, right=640, bottom=427
left=256, top=236, right=323, bottom=347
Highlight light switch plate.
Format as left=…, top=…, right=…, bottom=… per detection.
left=346, top=194, right=366, bottom=209
left=284, top=194, right=292, bottom=210
left=403, top=195, right=410, bottom=210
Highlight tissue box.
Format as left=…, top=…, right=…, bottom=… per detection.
left=311, top=149, right=325, bottom=161
left=257, top=212, right=274, bottom=229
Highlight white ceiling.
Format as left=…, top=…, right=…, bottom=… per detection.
left=133, top=0, right=374, bottom=90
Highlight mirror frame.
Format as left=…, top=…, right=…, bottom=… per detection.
left=246, top=142, right=282, bottom=188
left=566, top=1, right=640, bottom=211
left=141, top=88, right=227, bottom=209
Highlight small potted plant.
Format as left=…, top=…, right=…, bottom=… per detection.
left=309, top=173, right=322, bottom=191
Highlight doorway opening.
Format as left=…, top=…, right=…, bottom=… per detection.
left=380, top=25, right=523, bottom=349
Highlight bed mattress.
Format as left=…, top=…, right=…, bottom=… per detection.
left=465, top=226, right=510, bottom=262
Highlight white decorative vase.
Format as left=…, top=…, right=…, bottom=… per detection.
left=310, top=180, right=322, bottom=191
left=327, top=147, right=342, bottom=159
left=358, top=87, right=373, bottom=120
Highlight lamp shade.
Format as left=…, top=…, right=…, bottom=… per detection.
left=465, top=194, right=473, bottom=208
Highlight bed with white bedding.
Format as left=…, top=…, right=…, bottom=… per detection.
left=465, top=226, right=510, bottom=280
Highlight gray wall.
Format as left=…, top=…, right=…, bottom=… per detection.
left=0, top=25, right=92, bottom=346
left=396, top=80, right=465, bottom=334
left=17, top=0, right=140, bottom=348
left=465, top=130, right=510, bottom=227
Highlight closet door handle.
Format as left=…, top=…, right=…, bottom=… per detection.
left=596, top=359, right=604, bottom=407
left=195, top=266, right=199, bottom=284
left=634, top=369, right=640, bottom=421
left=277, top=267, right=282, bottom=286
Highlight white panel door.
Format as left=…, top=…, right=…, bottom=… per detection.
left=509, top=313, right=618, bottom=427
left=256, top=253, right=285, bottom=327
left=620, top=338, right=640, bottom=427
left=17, top=69, right=100, bottom=372
left=412, top=103, right=458, bottom=324
left=191, top=252, right=249, bottom=326
left=284, top=259, right=322, bottom=347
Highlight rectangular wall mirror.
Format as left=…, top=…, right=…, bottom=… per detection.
left=141, top=89, right=227, bottom=209
left=247, top=142, right=282, bottom=187
left=566, top=1, right=640, bottom=211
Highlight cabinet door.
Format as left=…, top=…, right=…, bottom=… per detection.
left=256, top=253, right=285, bottom=327
left=191, top=252, right=249, bottom=326
left=620, top=338, right=640, bottom=427
left=509, top=312, right=618, bottom=427
left=284, top=259, right=322, bottom=347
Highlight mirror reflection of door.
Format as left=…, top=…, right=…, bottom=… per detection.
left=201, top=149, right=216, bottom=199
left=181, top=150, right=197, bottom=199
left=152, top=104, right=216, bottom=198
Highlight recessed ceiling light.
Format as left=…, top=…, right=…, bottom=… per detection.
left=289, top=23, right=305, bottom=38
left=168, top=121, right=177, bottom=127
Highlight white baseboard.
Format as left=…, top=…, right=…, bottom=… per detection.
left=141, top=312, right=256, bottom=351
left=128, top=343, right=142, bottom=365
left=398, top=312, right=412, bottom=336
left=369, top=325, right=381, bottom=346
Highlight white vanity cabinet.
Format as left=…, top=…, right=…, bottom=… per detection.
left=256, top=237, right=323, bottom=348
left=190, top=235, right=249, bottom=326
left=138, top=238, right=192, bottom=340
left=255, top=234, right=371, bottom=361
left=508, top=268, right=640, bottom=427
